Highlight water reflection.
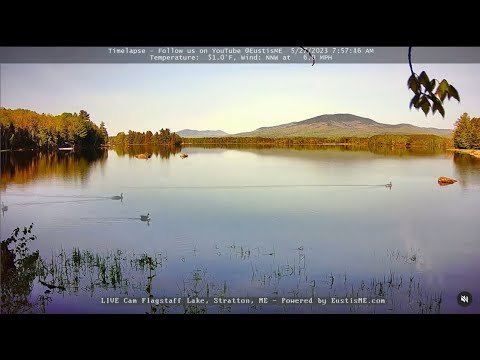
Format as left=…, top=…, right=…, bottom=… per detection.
left=0, top=146, right=457, bottom=191
left=0, top=225, right=443, bottom=314
left=453, top=153, right=480, bottom=188
left=113, top=145, right=182, bottom=159
left=187, top=144, right=447, bottom=157
left=368, top=146, right=446, bottom=157
left=2, top=145, right=479, bottom=314
left=1, top=149, right=107, bottom=190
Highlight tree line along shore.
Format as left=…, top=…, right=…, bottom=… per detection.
left=1, top=108, right=108, bottom=151
left=3, top=108, right=480, bottom=155
left=180, top=134, right=453, bottom=148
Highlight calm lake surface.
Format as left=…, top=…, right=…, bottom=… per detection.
left=1, top=146, right=479, bottom=314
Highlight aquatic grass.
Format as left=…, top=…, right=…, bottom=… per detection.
left=226, top=242, right=255, bottom=261
left=177, top=268, right=211, bottom=314
left=27, top=241, right=445, bottom=314
left=36, top=248, right=156, bottom=296
left=386, top=248, right=421, bottom=264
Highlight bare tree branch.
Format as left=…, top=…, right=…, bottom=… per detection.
left=408, top=47, right=415, bottom=76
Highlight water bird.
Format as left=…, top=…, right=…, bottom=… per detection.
left=385, top=181, right=392, bottom=189
left=180, top=153, right=188, bottom=159
left=140, top=213, right=150, bottom=221
left=111, top=193, right=123, bottom=200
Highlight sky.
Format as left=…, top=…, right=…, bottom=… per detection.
left=2, top=63, right=480, bottom=135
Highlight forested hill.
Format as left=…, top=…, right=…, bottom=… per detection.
left=0, top=108, right=108, bottom=150
left=235, top=114, right=453, bottom=138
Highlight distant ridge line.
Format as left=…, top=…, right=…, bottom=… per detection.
left=232, top=113, right=452, bottom=138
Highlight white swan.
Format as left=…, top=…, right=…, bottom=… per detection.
left=140, top=213, right=150, bottom=221
left=111, top=193, right=123, bottom=200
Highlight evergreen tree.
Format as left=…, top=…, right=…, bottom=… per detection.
left=99, top=121, right=109, bottom=145
left=79, top=110, right=90, bottom=121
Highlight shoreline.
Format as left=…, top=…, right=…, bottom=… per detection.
left=447, top=148, right=480, bottom=158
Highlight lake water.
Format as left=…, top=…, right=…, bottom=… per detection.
left=1, top=146, right=479, bottom=314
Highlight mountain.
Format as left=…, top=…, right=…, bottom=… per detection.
left=177, top=129, right=229, bottom=137
left=234, top=114, right=452, bottom=138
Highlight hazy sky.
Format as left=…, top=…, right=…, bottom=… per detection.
left=2, top=63, right=480, bottom=134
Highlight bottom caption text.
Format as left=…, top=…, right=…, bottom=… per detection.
left=101, top=297, right=386, bottom=305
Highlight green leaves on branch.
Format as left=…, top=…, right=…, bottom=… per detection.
left=436, top=79, right=449, bottom=101
left=408, top=71, right=460, bottom=117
